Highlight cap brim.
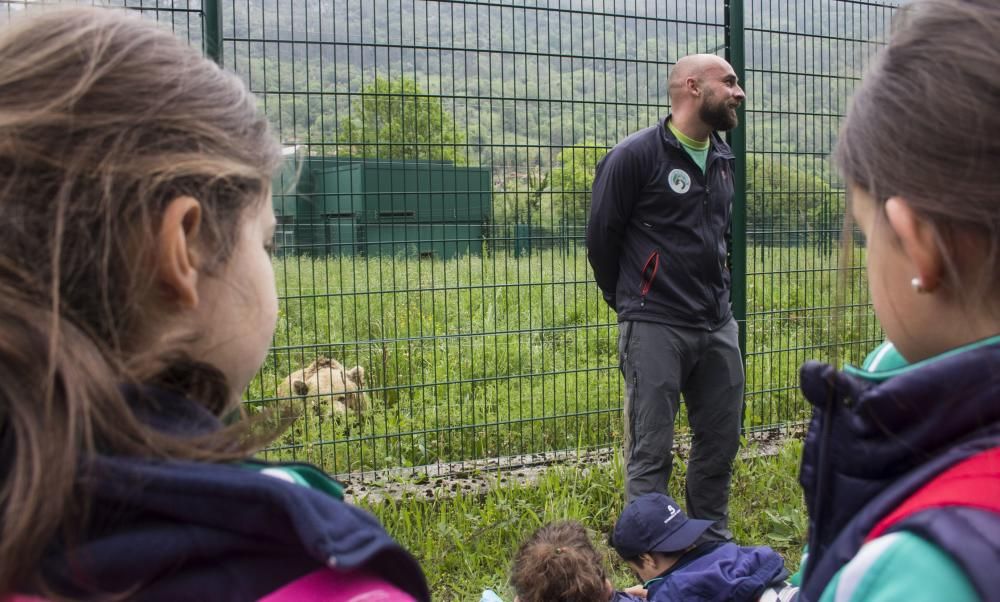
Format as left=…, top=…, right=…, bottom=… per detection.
left=649, top=517, right=715, bottom=553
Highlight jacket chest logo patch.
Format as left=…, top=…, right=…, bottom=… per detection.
left=667, top=168, right=691, bottom=194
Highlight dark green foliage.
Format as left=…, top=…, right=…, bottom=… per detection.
left=335, top=76, right=468, bottom=164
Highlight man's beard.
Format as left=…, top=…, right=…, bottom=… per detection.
left=699, top=97, right=739, bottom=131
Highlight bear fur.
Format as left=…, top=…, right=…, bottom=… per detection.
left=276, top=356, right=367, bottom=415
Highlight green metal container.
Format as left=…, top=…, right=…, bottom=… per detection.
left=318, top=159, right=491, bottom=223
left=272, top=157, right=490, bottom=257
left=292, top=216, right=360, bottom=256
left=271, top=159, right=302, bottom=219
left=323, top=217, right=361, bottom=256
left=274, top=215, right=296, bottom=256
left=272, top=157, right=324, bottom=219
left=316, top=163, right=367, bottom=218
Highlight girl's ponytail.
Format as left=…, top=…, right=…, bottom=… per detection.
left=510, top=521, right=611, bottom=602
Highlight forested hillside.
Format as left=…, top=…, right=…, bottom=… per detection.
left=221, top=0, right=894, bottom=227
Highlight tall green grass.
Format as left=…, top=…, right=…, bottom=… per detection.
left=246, top=245, right=878, bottom=475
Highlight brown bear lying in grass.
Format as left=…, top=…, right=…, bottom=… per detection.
left=276, top=356, right=367, bottom=415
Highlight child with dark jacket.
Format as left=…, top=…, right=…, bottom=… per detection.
left=611, top=493, right=797, bottom=602
left=0, top=8, right=427, bottom=600
left=790, top=2, right=1000, bottom=599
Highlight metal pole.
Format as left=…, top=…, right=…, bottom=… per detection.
left=204, top=0, right=223, bottom=65
left=725, top=0, right=748, bottom=430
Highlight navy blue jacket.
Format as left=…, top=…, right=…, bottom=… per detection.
left=646, top=541, right=788, bottom=602
left=34, top=390, right=429, bottom=601
left=587, top=116, right=735, bottom=330
left=797, top=341, right=1000, bottom=601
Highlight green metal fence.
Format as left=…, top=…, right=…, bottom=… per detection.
left=741, top=0, right=893, bottom=428
left=1, top=0, right=206, bottom=47
left=1, top=0, right=896, bottom=480
left=227, top=0, right=896, bottom=480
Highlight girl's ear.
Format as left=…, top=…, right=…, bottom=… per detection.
left=884, top=196, right=943, bottom=293
left=156, top=196, right=203, bottom=308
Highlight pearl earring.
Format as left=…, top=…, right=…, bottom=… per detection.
left=911, top=277, right=926, bottom=293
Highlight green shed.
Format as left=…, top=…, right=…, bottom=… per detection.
left=322, top=160, right=490, bottom=223
left=291, top=216, right=361, bottom=256
left=273, top=157, right=358, bottom=219
left=272, top=157, right=490, bottom=258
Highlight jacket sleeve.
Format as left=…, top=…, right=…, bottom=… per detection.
left=586, top=146, right=642, bottom=310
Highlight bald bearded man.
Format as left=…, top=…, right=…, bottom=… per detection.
left=587, top=54, right=746, bottom=542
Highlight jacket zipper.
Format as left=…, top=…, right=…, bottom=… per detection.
left=702, top=154, right=734, bottom=326
left=803, top=386, right=838, bottom=587
left=661, top=137, right=734, bottom=324
left=639, top=249, right=660, bottom=307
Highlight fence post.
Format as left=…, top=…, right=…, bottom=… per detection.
left=725, top=0, right=748, bottom=431
left=204, top=0, right=223, bottom=64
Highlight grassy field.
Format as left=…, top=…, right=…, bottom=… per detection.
left=245, top=244, right=879, bottom=476
left=356, top=438, right=808, bottom=601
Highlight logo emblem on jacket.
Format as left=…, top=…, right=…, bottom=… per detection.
left=668, top=168, right=691, bottom=194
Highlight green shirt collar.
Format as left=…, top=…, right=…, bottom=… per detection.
left=845, top=334, right=1000, bottom=383
left=667, top=119, right=710, bottom=151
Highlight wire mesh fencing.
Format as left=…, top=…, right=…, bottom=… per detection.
left=1, top=0, right=206, bottom=45
left=232, top=0, right=896, bottom=479
left=741, top=0, right=894, bottom=429
left=233, top=0, right=737, bottom=477
left=0, top=0, right=897, bottom=480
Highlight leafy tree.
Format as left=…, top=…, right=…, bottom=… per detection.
left=746, top=153, right=839, bottom=247
left=492, top=167, right=548, bottom=225
left=335, top=76, right=467, bottom=164
left=544, top=142, right=608, bottom=225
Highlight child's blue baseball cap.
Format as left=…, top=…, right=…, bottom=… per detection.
left=612, top=493, right=715, bottom=558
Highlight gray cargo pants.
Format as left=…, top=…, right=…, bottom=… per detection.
left=619, top=317, right=744, bottom=541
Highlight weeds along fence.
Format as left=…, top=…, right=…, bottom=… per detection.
left=0, top=0, right=896, bottom=479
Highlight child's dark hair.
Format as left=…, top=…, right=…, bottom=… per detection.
left=0, top=7, right=282, bottom=593
left=835, top=0, right=1000, bottom=307
left=510, top=521, right=610, bottom=602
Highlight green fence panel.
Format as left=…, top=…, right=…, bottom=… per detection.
left=229, top=0, right=690, bottom=476
left=320, top=163, right=367, bottom=217
left=742, top=0, right=895, bottom=430
left=1, top=0, right=207, bottom=47
left=226, top=0, right=898, bottom=479
left=0, top=0, right=897, bottom=480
